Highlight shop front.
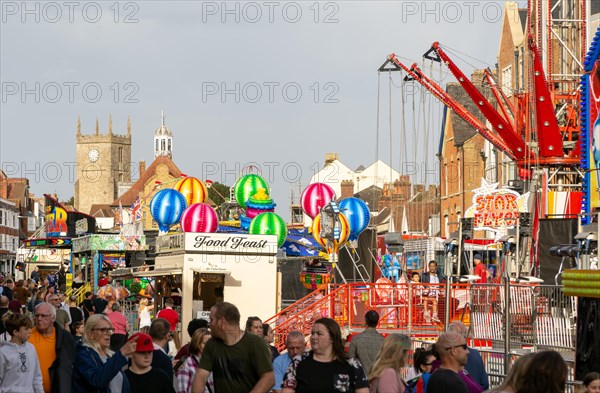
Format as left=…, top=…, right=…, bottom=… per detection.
left=72, top=234, right=146, bottom=292
left=153, top=232, right=279, bottom=341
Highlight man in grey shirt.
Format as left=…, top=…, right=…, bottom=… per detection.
left=348, top=310, right=384, bottom=374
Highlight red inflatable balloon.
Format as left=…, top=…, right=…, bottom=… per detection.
left=180, top=203, right=218, bottom=233
left=301, top=183, right=336, bottom=219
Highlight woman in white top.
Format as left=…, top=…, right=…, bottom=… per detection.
left=138, top=298, right=152, bottom=328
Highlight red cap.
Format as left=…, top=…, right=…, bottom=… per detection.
left=128, top=332, right=154, bottom=352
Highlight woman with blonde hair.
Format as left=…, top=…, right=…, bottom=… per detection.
left=71, top=314, right=137, bottom=392
left=369, top=333, right=412, bottom=392
left=485, top=353, right=534, bottom=393
left=176, top=328, right=213, bottom=393
left=138, top=298, right=152, bottom=329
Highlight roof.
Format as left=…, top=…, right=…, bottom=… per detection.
left=446, top=80, right=490, bottom=146
left=112, top=155, right=182, bottom=207
left=518, top=9, right=527, bottom=34
left=90, top=204, right=114, bottom=218
left=155, top=124, right=172, bottom=137
left=6, top=178, right=28, bottom=200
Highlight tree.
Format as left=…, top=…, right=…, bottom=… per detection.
left=207, top=182, right=231, bottom=207
left=62, top=196, right=75, bottom=206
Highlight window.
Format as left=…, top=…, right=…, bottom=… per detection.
left=119, top=147, right=123, bottom=163
left=155, top=139, right=159, bottom=151
left=444, top=214, right=449, bottom=237
left=0, top=209, right=3, bottom=226
left=502, top=65, right=513, bottom=97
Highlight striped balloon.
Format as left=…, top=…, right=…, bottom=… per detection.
left=150, top=189, right=187, bottom=233
left=248, top=212, right=288, bottom=247
left=301, top=183, right=335, bottom=219
left=311, top=212, right=350, bottom=254
left=174, top=177, right=208, bottom=205
left=180, top=203, right=219, bottom=233
left=339, top=197, right=371, bottom=241
left=234, top=174, right=269, bottom=209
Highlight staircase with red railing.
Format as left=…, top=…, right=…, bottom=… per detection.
left=265, top=282, right=473, bottom=350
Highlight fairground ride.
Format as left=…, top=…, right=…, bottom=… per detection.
left=378, top=0, right=588, bottom=278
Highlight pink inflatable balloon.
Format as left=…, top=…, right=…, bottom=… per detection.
left=301, top=183, right=336, bottom=219
left=180, top=203, right=218, bottom=233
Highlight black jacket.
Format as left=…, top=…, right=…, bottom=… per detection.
left=421, top=270, right=445, bottom=283
left=49, top=322, right=76, bottom=393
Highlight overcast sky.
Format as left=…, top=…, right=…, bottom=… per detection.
left=1, top=0, right=524, bottom=217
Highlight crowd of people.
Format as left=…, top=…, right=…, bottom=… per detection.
left=1, top=269, right=599, bottom=393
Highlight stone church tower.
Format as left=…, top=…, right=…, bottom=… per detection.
left=74, top=115, right=132, bottom=214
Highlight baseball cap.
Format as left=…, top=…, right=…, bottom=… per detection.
left=437, top=332, right=467, bottom=350
left=128, top=332, right=154, bottom=352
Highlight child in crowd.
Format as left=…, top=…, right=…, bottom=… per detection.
left=0, top=313, right=44, bottom=392
left=583, top=372, right=600, bottom=393
left=72, top=321, right=85, bottom=344
left=124, top=332, right=175, bottom=393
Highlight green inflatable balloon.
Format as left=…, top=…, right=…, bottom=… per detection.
left=234, top=174, right=269, bottom=209
left=248, top=212, right=288, bottom=247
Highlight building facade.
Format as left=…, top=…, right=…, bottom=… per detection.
left=0, top=198, right=19, bottom=274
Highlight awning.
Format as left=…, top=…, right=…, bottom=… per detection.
left=132, top=268, right=182, bottom=277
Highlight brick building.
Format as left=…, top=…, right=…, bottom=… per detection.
left=0, top=197, right=19, bottom=274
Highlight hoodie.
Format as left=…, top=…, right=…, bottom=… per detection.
left=0, top=340, right=44, bottom=393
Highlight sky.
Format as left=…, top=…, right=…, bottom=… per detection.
left=0, top=0, right=523, bottom=219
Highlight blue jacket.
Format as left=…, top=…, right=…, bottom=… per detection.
left=466, top=347, right=489, bottom=390
left=71, top=342, right=131, bottom=393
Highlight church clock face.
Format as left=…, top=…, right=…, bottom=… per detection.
left=88, top=148, right=99, bottom=162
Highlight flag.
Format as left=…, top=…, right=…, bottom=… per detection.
left=118, top=200, right=124, bottom=228
left=131, top=196, right=142, bottom=223
left=205, top=179, right=214, bottom=188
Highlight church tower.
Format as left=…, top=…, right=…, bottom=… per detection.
left=74, top=114, right=132, bottom=214
left=154, top=111, right=173, bottom=158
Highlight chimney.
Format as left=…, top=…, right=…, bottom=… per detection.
left=139, top=160, right=146, bottom=176
left=413, top=184, right=425, bottom=195
left=399, top=175, right=411, bottom=198
left=341, top=180, right=354, bottom=199
left=324, top=153, right=339, bottom=166
left=428, top=185, right=438, bottom=198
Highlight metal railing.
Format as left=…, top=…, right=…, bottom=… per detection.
left=267, top=281, right=576, bottom=388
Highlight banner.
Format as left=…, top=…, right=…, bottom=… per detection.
left=44, top=194, right=96, bottom=238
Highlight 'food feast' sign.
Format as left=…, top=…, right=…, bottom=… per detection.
left=465, top=179, right=529, bottom=232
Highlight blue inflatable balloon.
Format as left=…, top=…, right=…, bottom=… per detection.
left=150, top=189, right=187, bottom=233
left=339, top=197, right=370, bottom=241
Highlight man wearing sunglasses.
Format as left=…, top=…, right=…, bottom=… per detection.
left=427, top=332, right=469, bottom=393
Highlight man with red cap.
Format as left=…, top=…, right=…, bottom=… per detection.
left=124, top=332, right=175, bottom=393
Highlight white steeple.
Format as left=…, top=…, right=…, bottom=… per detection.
left=154, top=110, right=173, bottom=158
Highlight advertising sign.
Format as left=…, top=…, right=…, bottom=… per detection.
left=464, top=179, right=529, bottom=233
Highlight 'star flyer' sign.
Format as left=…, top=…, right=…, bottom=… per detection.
left=465, top=179, right=530, bottom=232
